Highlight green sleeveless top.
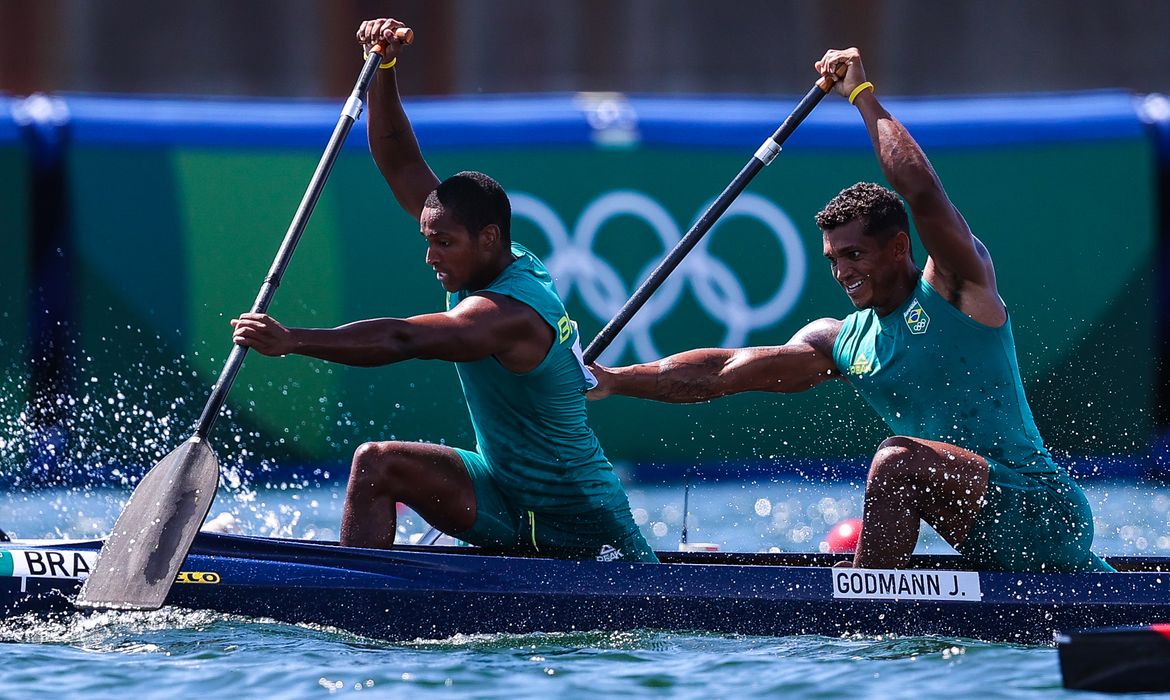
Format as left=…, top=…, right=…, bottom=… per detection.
left=448, top=243, right=626, bottom=514
left=831, top=276, right=1058, bottom=475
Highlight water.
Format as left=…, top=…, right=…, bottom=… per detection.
left=1, top=478, right=1165, bottom=698
left=0, top=622, right=1061, bottom=699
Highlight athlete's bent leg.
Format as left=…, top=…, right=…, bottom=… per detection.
left=854, top=436, right=990, bottom=569
left=340, top=441, right=477, bottom=548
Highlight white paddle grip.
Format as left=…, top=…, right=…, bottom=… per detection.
left=342, top=93, right=364, bottom=121
left=754, top=139, right=781, bottom=165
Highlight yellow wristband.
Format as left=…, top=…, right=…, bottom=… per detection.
left=848, top=81, right=874, bottom=105
left=363, top=54, right=397, bottom=70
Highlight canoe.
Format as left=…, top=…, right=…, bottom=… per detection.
left=3, top=531, right=1169, bottom=644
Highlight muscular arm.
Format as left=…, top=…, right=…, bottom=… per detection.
left=817, top=47, right=1004, bottom=324
left=232, top=294, right=545, bottom=369
left=854, top=92, right=994, bottom=288
left=360, top=19, right=440, bottom=220
left=592, top=318, right=842, bottom=403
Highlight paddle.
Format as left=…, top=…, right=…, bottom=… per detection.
left=76, top=28, right=414, bottom=611
left=417, top=69, right=843, bottom=546
left=582, top=68, right=843, bottom=363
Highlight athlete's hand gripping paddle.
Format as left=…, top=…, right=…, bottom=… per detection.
left=77, top=28, right=414, bottom=611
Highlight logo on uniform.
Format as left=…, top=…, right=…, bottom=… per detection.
left=904, top=299, right=930, bottom=335
left=596, top=545, right=624, bottom=562
left=848, top=354, right=875, bottom=377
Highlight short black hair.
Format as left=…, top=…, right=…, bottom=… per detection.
left=423, top=171, right=511, bottom=243
left=815, top=182, right=909, bottom=248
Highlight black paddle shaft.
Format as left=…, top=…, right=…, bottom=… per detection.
left=192, top=52, right=385, bottom=440
left=582, top=75, right=838, bottom=364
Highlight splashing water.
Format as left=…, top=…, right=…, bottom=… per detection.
left=0, top=331, right=383, bottom=540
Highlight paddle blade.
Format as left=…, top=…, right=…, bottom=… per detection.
left=76, top=437, right=219, bottom=610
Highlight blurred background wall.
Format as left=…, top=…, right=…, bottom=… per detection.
left=2, top=0, right=1170, bottom=99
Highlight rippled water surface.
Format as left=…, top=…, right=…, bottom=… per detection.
left=1, top=479, right=1165, bottom=698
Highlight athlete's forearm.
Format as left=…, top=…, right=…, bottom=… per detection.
left=603, top=343, right=837, bottom=402
left=367, top=70, right=439, bottom=219
left=289, top=319, right=417, bottom=367
left=367, top=70, right=421, bottom=173
left=854, top=92, right=945, bottom=206
left=607, top=350, right=738, bottom=404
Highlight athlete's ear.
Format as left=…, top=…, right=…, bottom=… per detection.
left=478, top=223, right=501, bottom=250
left=893, top=230, right=911, bottom=260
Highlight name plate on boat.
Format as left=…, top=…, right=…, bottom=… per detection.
left=1, top=549, right=220, bottom=585
left=831, top=568, right=982, bottom=602
left=0, top=549, right=98, bottom=579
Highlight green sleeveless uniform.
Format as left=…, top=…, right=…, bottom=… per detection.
left=447, top=243, right=656, bottom=563
left=832, top=276, right=1110, bottom=572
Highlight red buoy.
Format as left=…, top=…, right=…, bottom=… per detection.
left=823, top=518, right=863, bottom=553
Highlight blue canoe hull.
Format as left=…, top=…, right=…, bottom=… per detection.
left=3, top=532, right=1169, bottom=644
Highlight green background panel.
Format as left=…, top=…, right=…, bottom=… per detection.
left=172, top=150, right=345, bottom=453
left=0, top=143, right=30, bottom=414
left=62, top=135, right=1156, bottom=470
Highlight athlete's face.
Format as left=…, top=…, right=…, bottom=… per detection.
left=822, top=219, right=909, bottom=312
left=420, top=205, right=497, bottom=292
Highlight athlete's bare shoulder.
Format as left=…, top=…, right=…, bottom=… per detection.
left=789, top=317, right=843, bottom=358
left=460, top=290, right=554, bottom=372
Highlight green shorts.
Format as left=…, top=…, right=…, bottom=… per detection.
left=450, top=447, right=659, bottom=563
left=959, top=460, right=1113, bottom=572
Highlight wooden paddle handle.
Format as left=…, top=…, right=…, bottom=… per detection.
left=371, top=27, right=415, bottom=55
left=816, top=63, right=850, bottom=92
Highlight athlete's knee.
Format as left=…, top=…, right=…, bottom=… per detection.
left=870, top=436, right=923, bottom=473
left=876, top=435, right=926, bottom=454
left=868, top=436, right=928, bottom=490
left=350, top=441, right=417, bottom=493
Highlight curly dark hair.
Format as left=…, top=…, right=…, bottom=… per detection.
left=815, top=182, right=909, bottom=248
left=423, top=170, right=511, bottom=243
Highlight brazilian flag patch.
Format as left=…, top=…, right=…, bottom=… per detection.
left=904, top=299, right=930, bottom=335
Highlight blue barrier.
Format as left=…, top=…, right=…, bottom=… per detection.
left=58, top=90, right=1149, bottom=150
left=0, top=97, right=21, bottom=143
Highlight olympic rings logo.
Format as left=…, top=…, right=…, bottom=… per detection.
left=511, top=190, right=807, bottom=364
